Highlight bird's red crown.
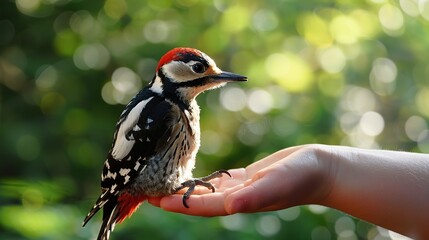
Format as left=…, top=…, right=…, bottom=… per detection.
left=156, top=47, right=202, bottom=71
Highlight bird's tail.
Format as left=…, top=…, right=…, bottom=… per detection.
left=97, top=200, right=119, bottom=240
left=83, top=190, right=111, bottom=228
left=96, top=193, right=147, bottom=240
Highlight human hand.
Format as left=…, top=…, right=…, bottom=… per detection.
left=148, top=145, right=334, bottom=216
left=149, top=144, right=429, bottom=238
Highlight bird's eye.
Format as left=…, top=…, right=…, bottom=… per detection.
left=192, top=63, right=206, bottom=73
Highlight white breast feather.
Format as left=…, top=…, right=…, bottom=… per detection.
left=179, top=100, right=201, bottom=181
left=112, top=97, right=154, bottom=160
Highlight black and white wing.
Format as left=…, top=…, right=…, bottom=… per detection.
left=83, top=89, right=174, bottom=226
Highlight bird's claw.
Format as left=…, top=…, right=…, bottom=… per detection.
left=175, top=170, right=231, bottom=208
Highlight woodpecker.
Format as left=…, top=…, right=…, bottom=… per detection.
left=82, top=47, right=247, bottom=240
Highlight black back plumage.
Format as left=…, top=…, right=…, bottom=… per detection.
left=83, top=86, right=177, bottom=227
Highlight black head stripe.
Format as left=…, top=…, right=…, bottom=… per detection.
left=175, top=76, right=210, bottom=88
left=179, top=52, right=209, bottom=68
left=158, top=66, right=210, bottom=88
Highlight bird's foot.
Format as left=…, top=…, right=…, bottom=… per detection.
left=175, top=170, right=231, bottom=208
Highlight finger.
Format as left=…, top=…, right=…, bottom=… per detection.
left=147, top=197, right=162, bottom=207
left=225, top=169, right=285, bottom=214
left=205, top=168, right=247, bottom=188
left=246, top=146, right=304, bottom=176
left=159, top=193, right=229, bottom=217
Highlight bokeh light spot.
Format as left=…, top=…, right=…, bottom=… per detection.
left=220, top=214, right=247, bottom=231
left=379, top=4, right=404, bottom=35
left=70, top=10, right=94, bottom=35
left=221, top=5, right=250, bottom=33
left=400, top=0, right=420, bottom=17
left=318, top=46, right=346, bottom=73
left=369, top=58, right=397, bottom=96
left=415, top=88, right=429, bottom=117
left=252, top=9, right=279, bottom=32
left=335, top=216, right=357, bottom=239
left=404, top=115, right=427, bottom=142
left=418, top=0, right=429, bottom=21
left=101, top=67, right=143, bottom=105
left=101, top=81, right=117, bottom=105
left=341, top=86, right=377, bottom=114
left=373, top=58, right=397, bottom=83
left=297, top=13, right=332, bottom=47
left=277, top=207, right=301, bottom=221
left=101, top=67, right=141, bottom=105
left=16, top=0, right=41, bottom=16
left=0, top=59, right=26, bottom=91
left=104, top=0, right=127, bottom=19
left=308, top=205, right=329, bottom=214
left=247, top=89, right=273, bottom=114
left=330, top=15, right=360, bottom=44
left=335, top=216, right=356, bottom=234
left=359, top=111, right=385, bottom=136
left=265, top=52, right=313, bottom=93
left=111, top=67, right=142, bottom=94
left=256, top=215, right=281, bottom=237
left=143, top=20, right=170, bottom=43
left=350, top=9, right=379, bottom=38
left=220, top=86, right=247, bottom=112
left=73, top=43, right=110, bottom=70
left=340, top=112, right=360, bottom=135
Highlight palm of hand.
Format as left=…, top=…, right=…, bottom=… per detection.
left=148, top=168, right=250, bottom=216
left=148, top=145, right=325, bottom=216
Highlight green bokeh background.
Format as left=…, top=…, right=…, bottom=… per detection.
left=1, top=0, right=428, bottom=239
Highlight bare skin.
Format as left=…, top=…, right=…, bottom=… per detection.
left=148, top=144, right=429, bottom=239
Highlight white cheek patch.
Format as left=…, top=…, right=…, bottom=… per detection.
left=162, top=61, right=197, bottom=82
left=112, top=97, right=154, bottom=160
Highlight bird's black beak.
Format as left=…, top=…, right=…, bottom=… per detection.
left=212, top=71, right=247, bottom=82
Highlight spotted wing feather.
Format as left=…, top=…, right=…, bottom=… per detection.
left=83, top=89, right=174, bottom=227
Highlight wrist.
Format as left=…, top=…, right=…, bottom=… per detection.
left=301, top=144, right=339, bottom=206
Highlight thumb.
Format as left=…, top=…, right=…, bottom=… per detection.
left=225, top=170, right=280, bottom=214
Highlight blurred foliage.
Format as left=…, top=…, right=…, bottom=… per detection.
left=1, top=0, right=428, bottom=239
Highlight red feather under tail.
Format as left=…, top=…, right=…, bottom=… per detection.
left=116, top=192, right=147, bottom=224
